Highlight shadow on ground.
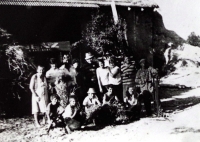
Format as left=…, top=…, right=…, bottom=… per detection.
left=159, top=88, right=200, bottom=113
left=171, top=127, right=200, bottom=134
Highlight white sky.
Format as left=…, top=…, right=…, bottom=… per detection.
left=154, top=0, right=200, bottom=40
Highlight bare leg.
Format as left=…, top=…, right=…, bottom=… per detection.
left=34, top=113, right=41, bottom=127
left=65, top=125, right=72, bottom=134
left=41, top=113, right=46, bottom=125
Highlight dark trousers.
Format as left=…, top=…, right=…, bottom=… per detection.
left=112, top=84, right=123, bottom=102
left=138, top=90, right=152, bottom=116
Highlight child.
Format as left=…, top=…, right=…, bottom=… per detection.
left=62, top=97, right=81, bottom=133
left=46, top=95, right=61, bottom=125
left=54, top=76, right=69, bottom=108
left=83, top=88, right=101, bottom=120
left=124, top=86, right=140, bottom=120
left=30, top=65, right=49, bottom=127
left=103, top=85, right=119, bottom=105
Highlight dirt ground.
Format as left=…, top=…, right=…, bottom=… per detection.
left=1, top=88, right=200, bottom=142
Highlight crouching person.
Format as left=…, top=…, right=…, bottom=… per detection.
left=103, top=85, right=119, bottom=106
left=62, top=97, right=81, bottom=134
left=83, top=88, right=101, bottom=125
left=124, top=86, right=140, bottom=120
left=46, top=95, right=64, bottom=133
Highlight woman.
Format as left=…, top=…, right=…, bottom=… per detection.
left=96, top=59, right=109, bottom=94
left=108, top=57, right=122, bottom=101
left=59, top=53, right=72, bottom=78
left=54, top=76, right=69, bottom=108
left=124, top=86, right=140, bottom=120
left=30, top=65, right=49, bottom=127
left=46, top=58, right=61, bottom=94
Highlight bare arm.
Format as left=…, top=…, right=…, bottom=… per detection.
left=29, top=75, right=38, bottom=98
left=108, top=66, right=120, bottom=78
left=96, top=69, right=103, bottom=92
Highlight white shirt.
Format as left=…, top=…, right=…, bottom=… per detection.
left=108, top=66, right=121, bottom=85
left=96, top=68, right=109, bottom=86
left=45, top=68, right=60, bottom=83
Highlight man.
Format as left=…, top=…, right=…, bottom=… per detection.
left=121, top=56, right=137, bottom=99
left=81, top=52, right=99, bottom=98
left=135, top=59, right=157, bottom=116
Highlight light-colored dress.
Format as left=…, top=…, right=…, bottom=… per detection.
left=46, top=68, right=61, bottom=84
left=30, top=74, right=48, bottom=114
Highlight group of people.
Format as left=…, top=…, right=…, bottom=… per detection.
left=29, top=51, right=158, bottom=133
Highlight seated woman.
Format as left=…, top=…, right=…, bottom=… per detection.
left=54, top=76, right=69, bottom=109
left=103, top=85, right=119, bottom=105
left=124, top=86, right=140, bottom=120
left=62, top=97, right=81, bottom=134
left=83, top=88, right=101, bottom=120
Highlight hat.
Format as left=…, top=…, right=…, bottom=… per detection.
left=139, top=59, right=145, bottom=64
left=87, top=88, right=96, bottom=93
left=85, top=52, right=94, bottom=60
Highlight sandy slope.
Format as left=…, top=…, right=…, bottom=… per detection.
left=161, top=43, right=200, bottom=87
left=1, top=88, right=200, bottom=142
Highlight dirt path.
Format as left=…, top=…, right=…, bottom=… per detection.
left=1, top=89, right=200, bottom=142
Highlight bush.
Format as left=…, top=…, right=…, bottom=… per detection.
left=187, top=32, right=200, bottom=47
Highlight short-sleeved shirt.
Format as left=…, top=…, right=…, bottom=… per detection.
left=62, top=104, right=78, bottom=119
left=83, top=96, right=100, bottom=107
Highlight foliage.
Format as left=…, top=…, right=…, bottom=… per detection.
left=74, top=10, right=128, bottom=56
left=187, top=32, right=200, bottom=47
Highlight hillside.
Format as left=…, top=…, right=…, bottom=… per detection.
left=160, top=43, right=200, bottom=87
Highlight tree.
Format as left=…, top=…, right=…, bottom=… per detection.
left=187, top=32, right=200, bottom=46
left=73, top=10, right=128, bottom=57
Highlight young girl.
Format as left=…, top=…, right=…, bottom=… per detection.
left=96, top=59, right=109, bottom=94
left=108, top=57, right=122, bottom=101
left=103, top=85, right=119, bottom=105
left=124, top=86, right=140, bottom=120
left=54, top=76, right=69, bottom=109
left=62, top=97, right=81, bottom=133
left=30, top=65, right=49, bottom=127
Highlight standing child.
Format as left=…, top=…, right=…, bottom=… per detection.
left=30, top=65, right=49, bottom=127
left=62, top=97, right=81, bottom=134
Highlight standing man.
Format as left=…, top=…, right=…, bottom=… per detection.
left=121, top=56, right=137, bottom=99
left=81, top=52, right=99, bottom=99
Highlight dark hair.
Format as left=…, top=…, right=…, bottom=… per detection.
left=50, top=94, right=59, bottom=101
left=98, top=59, right=104, bottom=64
left=72, top=58, right=79, bottom=65
left=49, top=58, right=56, bottom=64
left=109, top=57, right=115, bottom=64
left=126, top=86, right=138, bottom=99
left=106, top=84, right=113, bottom=90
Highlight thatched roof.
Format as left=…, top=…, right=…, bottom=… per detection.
left=0, top=0, right=158, bottom=8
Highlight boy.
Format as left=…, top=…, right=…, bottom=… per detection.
left=62, top=97, right=81, bottom=133
left=47, top=94, right=64, bottom=130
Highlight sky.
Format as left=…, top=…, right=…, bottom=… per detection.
left=154, top=0, right=200, bottom=40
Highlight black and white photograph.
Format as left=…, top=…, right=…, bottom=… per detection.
left=0, top=0, right=200, bottom=142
